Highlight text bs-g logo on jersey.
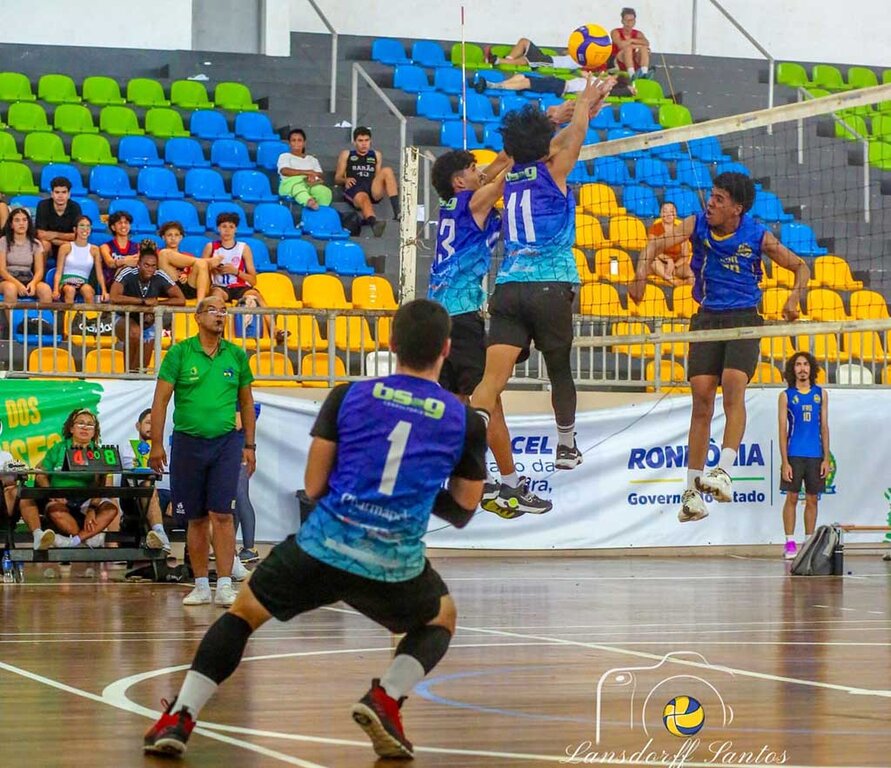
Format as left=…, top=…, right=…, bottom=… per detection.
left=372, top=382, right=444, bottom=420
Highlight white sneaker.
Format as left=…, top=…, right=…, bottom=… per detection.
left=146, top=529, right=172, bottom=554
left=53, top=534, right=76, bottom=548
left=85, top=532, right=106, bottom=548
left=182, top=585, right=213, bottom=605
left=231, top=556, right=249, bottom=582
left=33, top=529, right=55, bottom=550
left=215, top=581, right=238, bottom=606
left=696, top=467, right=733, bottom=502
left=678, top=488, right=709, bottom=522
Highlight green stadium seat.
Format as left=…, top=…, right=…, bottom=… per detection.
left=170, top=80, right=214, bottom=109
left=0, top=162, right=39, bottom=195
left=24, top=132, right=70, bottom=163
left=0, top=72, right=36, bottom=102
left=71, top=134, right=116, bottom=165
left=776, top=62, right=811, bottom=88
left=450, top=43, right=493, bottom=70
left=811, top=64, right=852, bottom=91
left=871, top=114, right=891, bottom=140
left=214, top=81, right=259, bottom=111
left=884, top=70, right=891, bottom=85
left=633, top=78, right=671, bottom=105
left=834, top=113, right=868, bottom=141
left=868, top=140, right=891, bottom=171
left=0, top=132, right=22, bottom=160
left=806, top=87, right=831, bottom=99
left=82, top=76, right=126, bottom=106
left=658, top=103, right=692, bottom=128
left=53, top=103, right=100, bottom=134
left=145, top=107, right=189, bottom=138
left=7, top=102, right=51, bottom=132
left=126, top=78, right=170, bottom=107
left=100, top=105, right=144, bottom=136
left=847, top=66, right=878, bottom=90
left=37, top=74, right=81, bottom=104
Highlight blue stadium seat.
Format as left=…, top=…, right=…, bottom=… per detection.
left=593, top=156, right=631, bottom=185
left=416, top=92, right=456, bottom=121
left=253, top=203, right=302, bottom=239
left=300, top=205, right=350, bottom=239
left=620, top=184, right=660, bottom=218
left=633, top=157, right=677, bottom=187
left=483, top=123, right=503, bottom=151
left=241, top=236, right=275, bottom=272
left=605, top=128, right=645, bottom=158
left=652, top=141, right=688, bottom=161
left=499, top=94, right=531, bottom=116
left=567, top=161, right=598, bottom=184
left=72, top=197, right=101, bottom=227
left=89, top=165, right=135, bottom=198
left=440, top=120, right=483, bottom=149
left=189, top=110, right=234, bottom=140
left=715, top=160, right=751, bottom=176
left=536, top=94, right=563, bottom=111
left=459, top=93, right=499, bottom=123
left=184, top=168, right=230, bottom=202
left=231, top=170, right=278, bottom=204
left=109, top=198, right=154, bottom=235
left=590, top=108, right=620, bottom=130
left=392, top=64, right=433, bottom=94
left=255, top=140, right=288, bottom=171
left=137, top=167, right=184, bottom=200
left=688, top=136, right=730, bottom=163
left=434, top=67, right=464, bottom=95
left=324, top=240, right=374, bottom=276
left=117, top=135, right=163, bottom=167
left=664, top=186, right=704, bottom=218
left=584, top=127, right=601, bottom=145
left=179, top=235, right=211, bottom=257
left=40, top=163, right=86, bottom=195
left=619, top=102, right=660, bottom=132
left=165, top=137, right=211, bottom=169
left=11, top=308, right=60, bottom=345
left=411, top=41, right=449, bottom=68
left=205, top=201, right=253, bottom=235
left=473, top=70, right=508, bottom=96
left=674, top=158, right=713, bottom=190
left=277, top=239, right=324, bottom=274
left=235, top=113, right=277, bottom=142
left=780, top=221, right=829, bottom=256
left=9, top=194, right=42, bottom=212
left=752, top=190, right=794, bottom=223
left=371, top=38, right=411, bottom=66
left=157, top=200, right=204, bottom=235
left=210, top=139, right=254, bottom=170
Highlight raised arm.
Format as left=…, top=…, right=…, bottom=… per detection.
left=762, top=232, right=809, bottom=321
left=629, top=215, right=696, bottom=302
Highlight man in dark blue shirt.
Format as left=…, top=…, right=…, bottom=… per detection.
left=144, top=299, right=487, bottom=761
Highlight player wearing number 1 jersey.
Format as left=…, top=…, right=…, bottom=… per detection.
left=144, top=299, right=487, bottom=761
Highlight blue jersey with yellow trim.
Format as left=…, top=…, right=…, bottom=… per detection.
left=428, top=191, right=500, bottom=315
left=496, top=161, right=578, bottom=285
left=690, top=212, right=768, bottom=310
left=786, top=385, right=824, bottom=458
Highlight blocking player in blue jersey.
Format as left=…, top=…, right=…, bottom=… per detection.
left=471, top=74, right=617, bottom=495
left=429, top=149, right=552, bottom=517
left=778, top=351, right=830, bottom=560
left=630, top=172, right=810, bottom=523
left=144, top=299, right=487, bottom=760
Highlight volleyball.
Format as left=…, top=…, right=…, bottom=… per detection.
left=567, top=24, right=613, bottom=70
left=662, top=696, right=705, bottom=737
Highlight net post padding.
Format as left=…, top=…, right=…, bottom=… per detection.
left=398, top=145, right=420, bottom=301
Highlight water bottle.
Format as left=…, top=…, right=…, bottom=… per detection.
left=14, top=562, right=25, bottom=584
left=1, top=551, right=13, bottom=584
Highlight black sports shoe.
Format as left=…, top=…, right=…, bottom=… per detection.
left=555, top=439, right=583, bottom=470
left=351, top=679, right=413, bottom=758
left=495, top=477, right=552, bottom=515
left=143, top=699, right=196, bottom=757
left=482, top=479, right=526, bottom=519
left=472, top=76, right=488, bottom=94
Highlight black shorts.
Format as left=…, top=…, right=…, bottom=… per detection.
left=526, top=76, right=566, bottom=96
left=780, top=456, right=825, bottom=495
left=170, top=430, right=242, bottom=519
left=343, top=183, right=382, bottom=205
left=523, top=41, right=553, bottom=65
left=180, top=281, right=198, bottom=300
left=217, top=285, right=252, bottom=303
left=439, top=311, right=485, bottom=396
left=686, top=307, right=763, bottom=381
left=249, top=536, right=449, bottom=633
left=487, top=281, right=576, bottom=355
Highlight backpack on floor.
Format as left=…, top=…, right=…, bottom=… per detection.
left=790, top=524, right=841, bottom=576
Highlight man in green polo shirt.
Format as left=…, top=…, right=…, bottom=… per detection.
left=149, top=296, right=257, bottom=607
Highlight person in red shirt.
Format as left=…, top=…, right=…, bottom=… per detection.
left=647, top=202, right=693, bottom=285
left=611, top=7, right=651, bottom=80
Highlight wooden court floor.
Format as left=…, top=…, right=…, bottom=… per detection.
left=1, top=554, right=890, bottom=767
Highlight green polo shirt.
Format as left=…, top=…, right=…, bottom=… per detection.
left=40, top=438, right=97, bottom=489
left=158, top=336, right=253, bottom=439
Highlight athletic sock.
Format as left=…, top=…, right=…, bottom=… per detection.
left=380, top=656, right=425, bottom=701
left=786, top=535, right=795, bottom=543
left=152, top=523, right=165, bottom=534
left=195, top=576, right=210, bottom=591
left=640, top=66, right=649, bottom=75
left=173, top=671, right=218, bottom=716
left=501, top=471, right=520, bottom=488
left=627, top=68, right=636, bottom=78
left=70, top=535, right=81, bottom=547
left=718, top=448, right=737, bottom=473
left=687, top=469, right=703, bottom=491
left=390, top=195, right=400, bottom=220
left=381, top=626, right=452, bottom=699
left=217, top=576, right=232, bottom=589
left=557, top=424, right=575, bottom=448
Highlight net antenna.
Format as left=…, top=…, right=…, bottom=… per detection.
left=460, top=5, right=468, bottom=149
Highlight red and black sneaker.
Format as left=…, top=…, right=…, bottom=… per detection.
left=143, top=698, right=196, bottom=757
left=350, top=679, right=413, bottom=759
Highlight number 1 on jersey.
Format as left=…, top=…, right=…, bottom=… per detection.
left=379, top=420, right=412, bottom=496
left=506, top=188, right=536, bottom=243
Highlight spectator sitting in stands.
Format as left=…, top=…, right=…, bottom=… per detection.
left=277, top=129, right=333, bottom=210
left=0, top=206, right=53, bottom=305
left=158, top=221, right=214, bottom=303
left=647, top=202, right=693, bottom=286
left=35, top=177, right=81, bottom=260
left=111, top=240, right=186, bottom=372
left=335, top=126, right=400, bottom=236
left=483, top=38, right=581, bottom=70
left=17, top=408, right=120, bottom=549
left=0, top=193, right=9, bottom=231
left=1, top=445, right=55, bottom=551
left=53, top=216, right=108, bottom=304
left=475, top=71, right=634, bottom=100
left=611, top=7, right=651, bottom=80
left=99, top=210, right=139, bottom=290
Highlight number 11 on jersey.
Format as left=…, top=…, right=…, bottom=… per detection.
left=505, top=189, right=536, bottom=243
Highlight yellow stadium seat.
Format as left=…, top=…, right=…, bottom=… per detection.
left=83, top=349, right=126, bottom=374
left=882, top=366, right=891, bottom=386
left=770, top=262, right=796, bottom=288
left=671, top=284, right=698, bottom=319
left=300, top=352, right=347, bottom=388
left=577, top=183, right=625, bottom=217
left=256, top=272, right=301, bottom=308
left=248, top=351, right=298, bottom=387
left=334, top=316, right=377, bottom=352
left=301, top=274, right=351, bottom=309
left=807, top=288, right=848, bottom=321
left=660, top=321, right=689, bottom=359
left=796, top=334, right=849, bottom=363
left=608, top=214, right=648, bottom=251
left=751, top=361, right=783, bottom=384
left=813, top=255, right=863, bottom=291
left=373, top=316, right=392, bottom=347
left=629, top=283, right=672, bottom=318
left=170, top=310, right=199, bottom=344
left=579, top=282, right=627, bottom=317
left=611, top=321, right=655, bottom=357
left=645, top=359, right=689, bottom=393
left=64, top=310, right=116, bottom=348
left=759, top=336, right=795, bottom=363
left=593, top=247, right=636, bottom=283
left=276, top=314, right=324, bottom=351
left=470, top=148, right=498, bottom=167
left=27, top=347, right=77, bottom=375
left=761, top=287, right=792, bottom=320
left=573, top=248, right=598, bottom=284
left=575, top=212, right=611, bottom=249
left=849, top=290, right=890, bottom=320
left=351, top=275, right=398, bottom=309
left=843, top=331, right=887, bottom=363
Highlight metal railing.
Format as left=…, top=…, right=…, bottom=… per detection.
left=304, top=0, right=338, bottom=113
left=351, top=63, right=407, bottom=177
